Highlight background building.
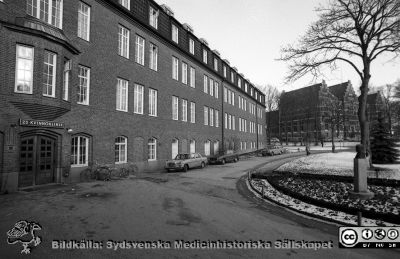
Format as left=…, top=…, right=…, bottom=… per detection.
left=266, top=81, right=360, bottom=143
left=0, top=0, right=266, bottom=192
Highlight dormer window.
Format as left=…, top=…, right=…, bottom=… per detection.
left=172, top=24, right=179, bottom=43
left=149, top=6, right=158, bottom=29
left=119, top=0, right=130, bottom=10
left=27, top=0, right=63, bottom=29
left=203, top=49, right=208, bottom=63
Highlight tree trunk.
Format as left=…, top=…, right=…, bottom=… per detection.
left=331, top=123, right=335, bottom=153
left=358, top=66, right=371, bottom=158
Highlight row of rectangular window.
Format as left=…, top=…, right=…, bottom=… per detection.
left=204, top=107, right=219, bottom=127
left=223, top=87, right=235, bottom=106
left=224, top=113, right=236, bottom=131
left=24, top=0, right=264, bottom=106
left=172, top=57, right=196, bottom=88
left=172, top=96, right=196, bottom=123
left=203, top=75, right=219, bottom=99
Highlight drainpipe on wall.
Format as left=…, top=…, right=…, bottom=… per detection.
left=256, top=104, right=259, bottom=150
left=221, top=79, right=225, bottom=155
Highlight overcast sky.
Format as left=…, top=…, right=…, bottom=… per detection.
left=157, top=0, right=400, bottom=92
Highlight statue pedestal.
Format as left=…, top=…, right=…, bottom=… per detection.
left=349, top=157, right=374, bottom=200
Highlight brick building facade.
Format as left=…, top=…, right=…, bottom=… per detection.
left=0, top=0, right=266, bottom=192
left=266, top=81, right=360, bottom=143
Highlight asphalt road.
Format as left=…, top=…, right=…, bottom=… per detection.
left=0, top=152, right=399, bottom=258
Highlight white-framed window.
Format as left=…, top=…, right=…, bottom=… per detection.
left=209, top=108, right=214, bottom=127
left=116, top=78, right=128, bottom=112
left=239, top=118, right=242, bottom=132
left=224, top=113, right=227, bottom=129
left=77, top=65, right=90, bottom=105
left=209, top=78, right=214, bottom=96
left=27, top=0, right=63, bottom=29
left=215, top=110, right=219, bottom=127
left=204, top=106, right=208, bottom=126
left=62, top=59, right=71, bottom=100
left=115, top=136, right=127, bottom=163
left=190, top=140, right=196, bottom=153
left=119, top=0, right=130, bottom=10
left=244, top=99, right=247, bottom=111
left=172, top=24, right=179, bottom=43
left=172, top=96, right=178, bottom=120
left=71, top=136, right=89, bottom=166
left=223, top=66, right=227, bottom=78
left=214, top=82, right=219, bottom=99
left=149, top=88, right=157, bottom=117
left=255, top=91, right=258, bottom=100
left=231, top=71, right=234, bottom=83
left=118, top=25, right=130, bottom=58
left=190, top=102, right=195, bottom=123
left=182, top=62, right=188, bottom=84
left=228, top=114, right=232, bottom=130
left=189, top=38, right=195, bottom=54
left=172, top=56, right=179, bottom=80
left=232, top=116, right=235, bottom=130
left=171, top=139, right=179, bottom=159
left=149, top=6, right=158, bottom=29
left=190, top=67, right=195, bottom=88
left=135, top=35, right=145, bottom=65
left=228, top=89, right=232, bottom=104
left=182, top=99, right=187, bottom=122
left=134, top=84, right=144, bottom=114
left=43, top=51, right=56, bottom=97
left=251, top=87, right=254, bottom=96
left=15, top=45, right=34, bottom=94
left=148, top=138, right=157, bottom=161
left=231, top=92, right=235, bottom=106
left=77, top=1, right=90, bottom=41
left=238, top=96, right=241, bottom=109
left=149, top=43, right=158, bottom=71
left=214, top=58, right=218, bottom=71
left=203, top=49, right=207, bottom=63
left=238, top=78, right=241, bottom=88
left=203, top=75, right=208, bottom=94
left=204, top=140, right=211, bottom=156
left=223, top=87, right=227, bottom=102
left=245, top=83, right=248, bottom=92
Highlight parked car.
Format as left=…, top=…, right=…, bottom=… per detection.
left=270, top=137, right=281, bottom=145
left=208, top=152, right=239, bottom=165
left=261, top=145, right=285, bottom=156
left=165, top=153, right=207, bottom=172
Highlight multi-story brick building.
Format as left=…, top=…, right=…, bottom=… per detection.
left=0, top=0, right=266, bottom=192
left=266, top=81, right=359, bottom=143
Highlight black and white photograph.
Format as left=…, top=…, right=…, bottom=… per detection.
left=0, top=0, right=400, bottom=258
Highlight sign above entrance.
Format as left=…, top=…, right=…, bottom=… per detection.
left=19, top=119, right=64, bottom=129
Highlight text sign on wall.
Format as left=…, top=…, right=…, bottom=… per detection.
left=19, top=119, right=65, bottom=129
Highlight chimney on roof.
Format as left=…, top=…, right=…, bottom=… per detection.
left=182, top=23, right=193, bottom=33
left=213, top=50, right=220, bottom=56
left=199, top=38, right=208, bottom=46
left=223, top=59, right=230, bottom=65
left=161, top=4, right=174, bottom=17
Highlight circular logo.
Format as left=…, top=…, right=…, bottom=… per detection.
left=361, top=229, right=373, bottom=240
left=374, top=229, right=386, bottom=240
left=341, top=229, right=358, bottom=246
left=387, top=229, right=399, bottom=240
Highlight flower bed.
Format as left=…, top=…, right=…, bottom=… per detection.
left=263, top=172, right=400, bottom=224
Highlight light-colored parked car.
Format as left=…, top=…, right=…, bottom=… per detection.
left=165, top=153, right=208, bottom=172
left=261, top=145, right=286, bottom=156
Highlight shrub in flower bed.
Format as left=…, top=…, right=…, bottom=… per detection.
left=265, top=173, right=400, bottom=224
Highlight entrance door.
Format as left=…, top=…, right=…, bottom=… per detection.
left=19, top=136, right=55, bottom=187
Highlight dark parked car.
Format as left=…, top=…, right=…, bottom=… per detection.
left=261, top=145, right=285, bottom=156
left=208, top=152, right=239, bottom=165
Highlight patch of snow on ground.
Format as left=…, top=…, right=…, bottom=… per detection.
left=248, top=179, right=395, bottom=227
left=276, top=152, right=400, bottom=179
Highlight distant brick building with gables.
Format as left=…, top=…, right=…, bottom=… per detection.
left=267, top=81, right=360, bottom=143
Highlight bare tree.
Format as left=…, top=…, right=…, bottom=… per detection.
left=280, top=0, right=400, bottom=156
left=260, top=85, right=281, bottom=144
